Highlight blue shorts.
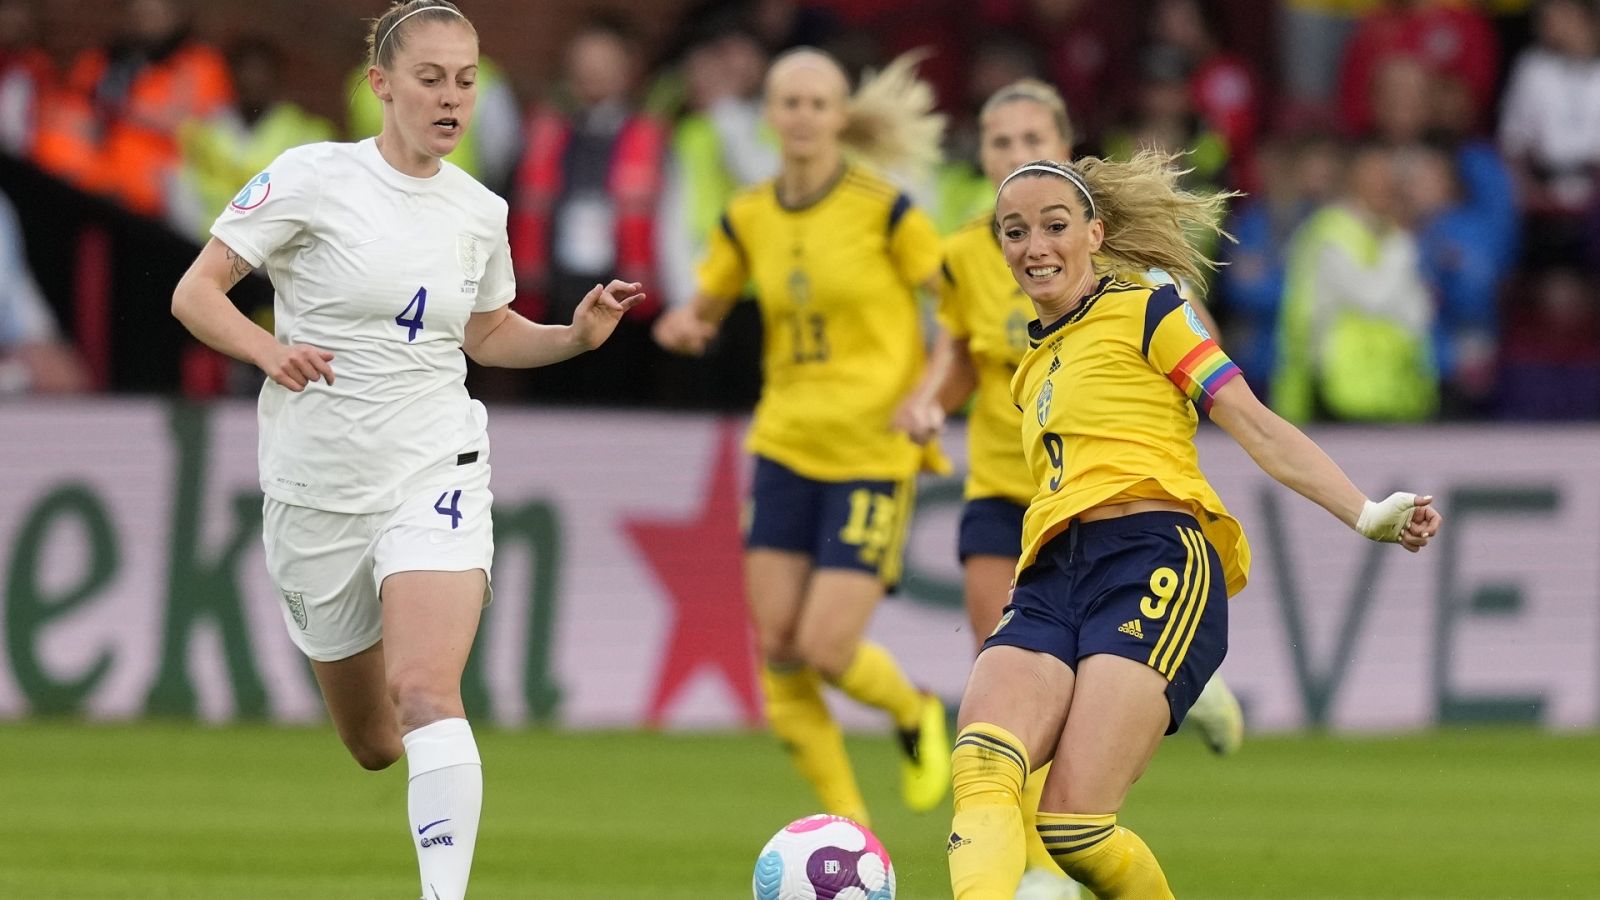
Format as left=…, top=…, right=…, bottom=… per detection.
left=982, top=511, right=1229, bottom=733
left=958, top=497, right=1026, bottom=561
left=745, top=455, right=915, bottom=586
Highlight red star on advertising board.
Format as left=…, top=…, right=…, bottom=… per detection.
left=625, top=420, right=761, bottom=725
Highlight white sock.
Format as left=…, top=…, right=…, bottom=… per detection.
left=403, top=717, right=483, bottom=900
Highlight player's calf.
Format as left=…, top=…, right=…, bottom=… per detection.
left=1035, top=812, right=1173, bottom=899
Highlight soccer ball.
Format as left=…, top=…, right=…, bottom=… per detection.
left=752, top=814, right=895, bottom=900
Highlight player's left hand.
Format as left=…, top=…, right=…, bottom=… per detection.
left=892, top=395, right=944, bottom=445
left=572, top=280, right=646, bottom=350
left=1357, top=492, right=1442, bottom=552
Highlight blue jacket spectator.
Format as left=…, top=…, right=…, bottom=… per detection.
left=1400, top=142, right=1513, bottom=413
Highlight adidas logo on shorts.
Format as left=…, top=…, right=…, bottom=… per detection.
left=1118, top=619, right=1144, bottom=639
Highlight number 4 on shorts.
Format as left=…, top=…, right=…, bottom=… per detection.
left=434, top=489, right=463, bottom=529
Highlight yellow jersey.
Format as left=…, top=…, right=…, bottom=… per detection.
left=698, top=166, right=942, bottom=481
left=938, top=215, right=1036, bottom=504
left=1011, top=277, right=1251, bottom=596
left=939, top=226, right=1185, bottom=507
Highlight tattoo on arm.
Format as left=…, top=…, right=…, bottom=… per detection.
left=224, top=247, right=254, bottom=289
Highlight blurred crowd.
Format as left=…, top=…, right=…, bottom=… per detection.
left=0, top=0, right=1597, bottom=421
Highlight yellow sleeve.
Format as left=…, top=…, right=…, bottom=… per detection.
left=887, top=196, right=942, bottom=288
left=694, top=212, right=749, bottom=300
left=1143, top=285, right=1243, bottom=413
left=934, top=253, right=970, bottom=338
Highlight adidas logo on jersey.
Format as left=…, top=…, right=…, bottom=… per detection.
left=1118, top=619, right=1145, bottom=639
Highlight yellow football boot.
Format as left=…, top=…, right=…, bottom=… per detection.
left=898, top=692, right=951, bottom=812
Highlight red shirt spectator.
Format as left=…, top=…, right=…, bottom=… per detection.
left=1192, top=55, right=1258, bottom=159
left=509, top=109, right=665, bottom=323
left=1147, top=0, right=1262, bottom=187
left=975, top=0, right=1138, bottom=148
left=508, top=17, right=664, bottom=325
left=1337, top=0, right=1499, bottom=137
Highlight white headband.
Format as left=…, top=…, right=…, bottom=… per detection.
left=376, top=5, right=465, bottom=63
left=998, top=163, right=1096, bottom=220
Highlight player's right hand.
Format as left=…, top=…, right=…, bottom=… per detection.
left=258, top=343, right=335, bottom=392
left=652, top=307, right=718, bottom=356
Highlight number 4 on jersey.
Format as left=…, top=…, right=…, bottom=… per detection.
left=434, top=489, right=462, bottom=529
left=396, top=287, right=427, bottom=342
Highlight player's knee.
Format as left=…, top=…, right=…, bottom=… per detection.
left=755, top=625, right=799, bottom=664
left=348, top=738, right=402, bottom=771
left=387, top=668, right=462, bottom=732
left=795, top=630, right=853, bottom=680
left=335, top=719, right=402, bottom=770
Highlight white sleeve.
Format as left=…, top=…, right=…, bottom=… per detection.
left=654, top=151, right=698, bottom=309
left=208, top=146, right=323, bottom=267
left=0, top=191, right=57, bottom=345
left=471, top=78, right=523, bottom=190
left=475, top=233, right=516, bottom=312
left=1312, top=233, right=1432, bottom=335
left=707, top=97, right=778, bottom=186
left=1496, top=55, right=1540, bottom=159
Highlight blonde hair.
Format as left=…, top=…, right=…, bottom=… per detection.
left=980, top=78, right=1074, bottom=150
left=1001, top=152, right=1238, bottom=289
left=766, top=48, right=945, bottom=178
left=366, top=0, right=473, bottom=70
left=840, top=49, right=946, bottom=178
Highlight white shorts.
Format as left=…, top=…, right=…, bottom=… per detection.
left=262, top=456, right=494, bottom=662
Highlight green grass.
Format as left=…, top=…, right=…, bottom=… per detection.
left=1, top=723, right=1596, bottom=898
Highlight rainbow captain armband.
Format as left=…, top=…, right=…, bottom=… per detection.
left=1167, top=339, right=1242, bottom=412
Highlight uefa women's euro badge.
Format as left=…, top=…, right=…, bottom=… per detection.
left=457, top=234, right=486, bottom=296
left=230, top=171, right=272, bottom=212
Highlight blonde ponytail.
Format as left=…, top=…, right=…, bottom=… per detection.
left=1075, top=150, right=1238, bottom=289
left=840, top=49, right=946, bottom=180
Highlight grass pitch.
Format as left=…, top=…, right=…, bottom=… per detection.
left=1, top=723, right=1596, bottom=898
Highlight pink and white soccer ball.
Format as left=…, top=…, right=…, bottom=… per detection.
left=752, top=814, right=895, bottom=900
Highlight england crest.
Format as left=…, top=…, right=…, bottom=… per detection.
left=283, top=591, right=307, bottom=630
left=457, top=234, right=486, bottom=295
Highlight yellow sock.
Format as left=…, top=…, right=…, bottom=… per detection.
left=762, top=665, right=868, bottom=825
left=1036, top=811, right=1173, bottom=899
left=1021, top=761, right=1063, bottom=874
left=832, top=640, right=923, bottom=729
left=947, top=723, right=1029, bottom=900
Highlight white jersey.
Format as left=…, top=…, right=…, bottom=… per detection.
left=211, top=139, right=515, bottom=514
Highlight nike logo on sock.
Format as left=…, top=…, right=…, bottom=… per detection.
left=417, top=818, right=451, bottom=835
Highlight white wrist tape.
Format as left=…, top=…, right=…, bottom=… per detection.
left=1356, top=492, right=1418, bottom=542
